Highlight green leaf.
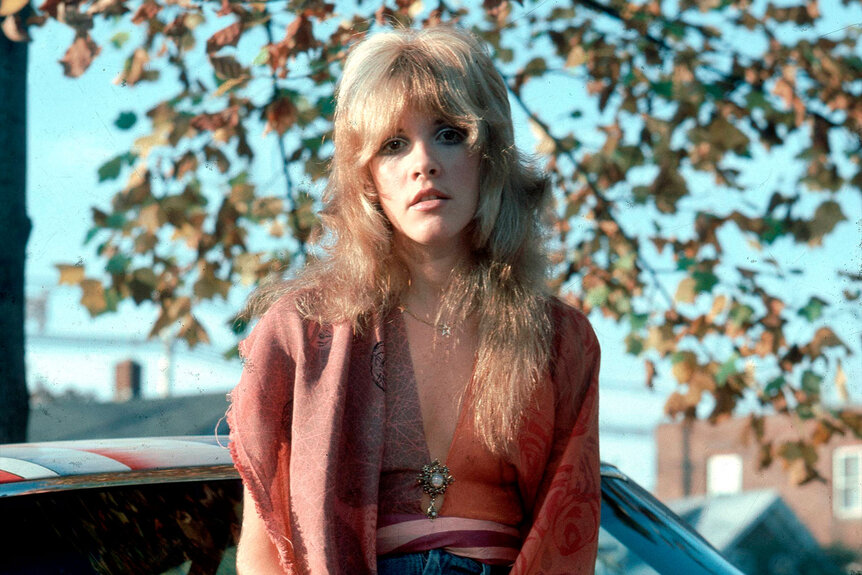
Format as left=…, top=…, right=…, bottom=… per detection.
left=231, top=316, right=249, bottom=335
left=651, top=80, right=673, bottom=99
left=110, top=31, right=130, bottom=49
left=765, top=376, right=785, bottom=394
left=106, top=212, right=126, bottom=229
left=729, top=304, right=754, bottom=326
left=105, top=254, right=131, bottom=275
left=613, top=251, right=637, bottom=271
left=586, top=285, right=610, bottom=307
left=693, top=270, right=719, bottom=293
left=625, top=333, right=644, bottom=355
left=676, top=256, right=696, bottom=271
left=716, top=354, right=739, bottom=385
left=798, top=296, right=827, bottom=322
left=801, top=370, right=822, bottom=396
left=84, top=227, right=100, bottom=245
left=114, top=112, right=137, bottom=130
left=97, top=152, right=135, bottom=182
left=703, top=83, right=726, bottom=99
left=252, top=47, right=270, bottom=66
left=629, top=312, right=649, bottom=330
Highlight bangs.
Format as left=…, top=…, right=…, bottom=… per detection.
left=341, top=47, right=484, bottom=167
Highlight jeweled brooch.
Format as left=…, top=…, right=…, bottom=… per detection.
left=417, top=459, right=454, bottom=520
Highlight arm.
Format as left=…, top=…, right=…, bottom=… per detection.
left=237, top=485, right=284, bottom=575
left=513, top=306, right=601, bottom=574
left=227, top=299, right=301, bottom=574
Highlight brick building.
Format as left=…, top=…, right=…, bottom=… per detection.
left=654, top=409, right=861, bottom=555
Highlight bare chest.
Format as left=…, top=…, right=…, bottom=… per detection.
left=404, top=318, right=478, bottom=461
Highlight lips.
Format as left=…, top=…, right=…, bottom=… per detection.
left=410, top=188, right=451, bottom=207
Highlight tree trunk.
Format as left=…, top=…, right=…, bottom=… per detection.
left=0, top=25, right=32, bottom=443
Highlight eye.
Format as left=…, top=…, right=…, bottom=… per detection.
left=436, top=126, right=466, bottom=145
left=378, top=137, right=407, bottom=155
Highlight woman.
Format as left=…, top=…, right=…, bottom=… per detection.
left=228, top=25, right=600, bottom=575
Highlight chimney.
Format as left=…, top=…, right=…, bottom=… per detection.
left=115, top=360, right=142, bottom=402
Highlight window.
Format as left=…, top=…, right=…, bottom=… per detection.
left=706, top=453, right=743, bottom=495
left=833, top=446, right=862, bottom=519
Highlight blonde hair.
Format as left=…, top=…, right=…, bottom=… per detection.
left=248, top=26, right=554, bottom=453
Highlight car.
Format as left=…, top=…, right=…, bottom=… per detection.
left=0, top=436, right=743, bottom=574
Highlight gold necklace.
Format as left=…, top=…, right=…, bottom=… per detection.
left=399, top=305, right=453, bottom=337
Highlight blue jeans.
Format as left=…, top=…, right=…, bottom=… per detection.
left=377, top=549, right=510, bottom=574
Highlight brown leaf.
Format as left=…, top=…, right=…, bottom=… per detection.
left=177, top=313, right=210, bottom=347
left=674, top=277, right=697, bottom=304
left=192, top=106, right=240, bottom=132
left=650, top=165, right=687, bottom=214
left=174, top=152, right=198, bottom=180
left=131, top=0, right=160, bottom=24
left=194, top=265, right=231, bottom=300
left=60, top=33, right=101, bottom=78
left=835, top=360, right=849, bottom=403
left=0, top=0, right=28, bottom=17
left=128, top=268, right=157, bottom=304
left=757, top=441, right=773, bottom=469
left=210, top=54, right=244, bottom=80
left=803, top=326, right=849, bottom=359
left=56, top=264, right=85, bottom=285
left=115, top=48, right=149, bottom=86
left=138, top=204, right=165, bottom=234
left=80, top=279, right=107, bottom=316
left=206, top=21, right=242, bottom=53
left=645, top=360, right=656, bottom=389
left=263, top=97, right=298, bottom=136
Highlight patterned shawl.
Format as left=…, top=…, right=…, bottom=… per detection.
left=227, top=296, right=600, bottom=574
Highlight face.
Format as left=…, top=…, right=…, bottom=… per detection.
left=368, top=106, right=480, bottom=255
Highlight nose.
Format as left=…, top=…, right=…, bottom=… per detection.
left=410, top=139, right=440, bottom=179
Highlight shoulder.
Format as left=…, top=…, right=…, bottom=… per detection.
left=546, top=297, right=600, bottom=411
left=549, top=296, right=600, bottom=355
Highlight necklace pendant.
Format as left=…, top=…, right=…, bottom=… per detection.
left=440, top=324, right=452, bottom=337
left=417, top=459, right=454, bottom=520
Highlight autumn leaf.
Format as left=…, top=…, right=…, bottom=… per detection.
left=80, top=279, right=107, bottom=316
left=802, top=327, right=849, bottom=359
left=131, top=0, right=159, bottom=24
left=674, top=277, right=696, bottom=304
left=56, top=264, right=85, bottom=285
left=60, top=33, right=101, bottom=78
left=835, top=360, right=849, bottom=403
left=263, top=97, right=298, bottom=136
left=206, top=21, right=242, bottom=53
left=210, top=54, right=245, bottom=80
left=0, top=0, right=28, bottom=16
left=115, top=48, right=149, bottom=86
left=645, top=360, right=656, bottom=389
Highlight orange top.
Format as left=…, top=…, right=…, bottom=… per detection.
left=377, top=312, right=523, bottom=526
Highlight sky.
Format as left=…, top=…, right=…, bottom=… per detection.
left=22, top=0, right=862, bottom=456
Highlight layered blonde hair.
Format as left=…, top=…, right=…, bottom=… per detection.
left=249, top=26, right=554, bottom=453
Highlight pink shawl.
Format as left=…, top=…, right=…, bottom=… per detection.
left=227, top=296, right=600, bottom=574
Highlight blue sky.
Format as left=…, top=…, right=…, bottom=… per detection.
left=24, top=2, right=862, bottom=414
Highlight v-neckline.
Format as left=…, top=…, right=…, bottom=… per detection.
left=389, top=310, right=469, bottom=487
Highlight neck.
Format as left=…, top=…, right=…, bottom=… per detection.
left=396, top=238, right=468, bottom=315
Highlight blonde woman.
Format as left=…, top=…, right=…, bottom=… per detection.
left=228, top=25, right=601, bottom=575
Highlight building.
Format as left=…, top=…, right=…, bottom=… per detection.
left=655, top=410, right=861, bottom=558
left=668, top=490, right=842, bottom=575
